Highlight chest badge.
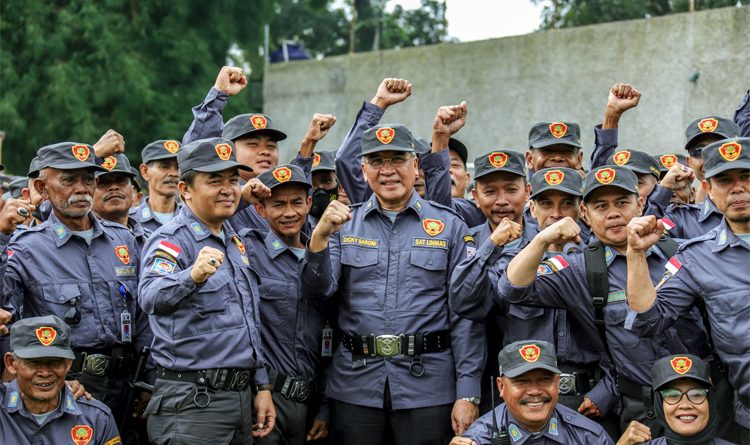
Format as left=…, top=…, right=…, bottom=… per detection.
left=115, top=245, right=130, bottom=265
left=422, top=219, right=445, bottom=237
left=71, top=425, right=94, bottom=445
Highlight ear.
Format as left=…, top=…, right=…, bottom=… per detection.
left=139, top=163, right=150, bottom=181
left=34, top=177, right=48, bottom=201
left=637, top=195, right=645, bottom=216
left=471, top=187, right=478, bottom=204
left=178, top=181, right=190, bottom=201
left=524, top=181, right=531, bottom=202
left=306, top=195, right=313, bottom=211
left=701, top=179, right=711, bottom=194
left=3, top=352, right=17, bottom=376
left=254, top=201, right=266, bottom=218
left=497, top=376, right=506, bottom=399
left=576, top=150, right=584, bottom=168
left=525, top=151, right=534, bottom=170
left=529, top=200, right=537, bottom=218
left=579, top=201, right=590, bottom=225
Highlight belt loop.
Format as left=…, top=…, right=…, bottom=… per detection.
left=407, top=334, right=415, bottom=356
left=415, top=332, right=424, bottom=355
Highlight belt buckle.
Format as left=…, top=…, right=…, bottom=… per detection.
left=234, top=371, right=250, bottom=391
left=375, top=335, right=400, bottom=357
left=559, top=373, right=577, bottom=395
left=83, top=354, right=109, bottom=377
left=290, top=379, right=311, bottom=403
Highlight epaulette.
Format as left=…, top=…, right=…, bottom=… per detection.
left=424, top=199, right=462, bottom=217
left=555, top=404, right=606, bottom=435
left=75, top=396, right=114, bottom=416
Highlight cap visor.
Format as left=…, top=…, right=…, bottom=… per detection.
left=531, top=139, right=581, bottom=150
left=704, top=160, right=750, bottom=179
left=269, top=179, right=312, bottom=190
left=530, top=184, right=582, bottom=199
left=95, top=170, right=137, bottom=178
left=503, top=363, right=562, bottom=378
left=143, top=153, right=178, bottom=164
left=232, top=128, right=288, bottom=142
left=361, top=145, right=415, bottom=156
left=474, top=169, right=526, bottom=181
left=42, top=162, right=108, bottom=172
left=14, top=346, right=75, bottom=360
left=311, top=165, right=336, bottom=172
left=655, top=374, right=713, bottom=391
left=685, top=132, right=733, bottom=151
left=192, top=160, right=253, bottom=173
left=583, top=183, right=639, bottom=201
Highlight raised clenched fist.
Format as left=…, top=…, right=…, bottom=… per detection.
left=370, top=78, right=412, bottom=110
left=214, top=66, right=248, bottom=96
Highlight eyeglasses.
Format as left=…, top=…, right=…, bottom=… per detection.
left=659, top=387, right=709, bottom=405
left=364, top=154, right=412, bottom=169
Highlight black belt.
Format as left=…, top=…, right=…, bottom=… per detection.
left=557, top=364, right=598, bottom=396
left=156, top=366, right=253, bottom=391
left=341, top=331, right=450, bottom=357
left=269, top=368, right=315, bottom=403
left=71, top=346, right=134, bottom=379
left=618, top=375, right=656, bottom=419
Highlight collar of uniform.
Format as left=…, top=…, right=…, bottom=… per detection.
left=698, top=197, right=720, bottom=222
left=712, top=218, right=748, bottom=253
left=362, top=190, right=423, bottom=218
left=602, top=244, right=661, bottom=267
left=127, top=216, right=146, bottom=238
left=265, top=231, right=310, bottom=260
left=48, top=211, right=105, bottom=248
left=503, top=407, right=565, bottom=444
left=3, top=379, right=81, bottom=418
left=133, top=197, right=156, bottom=222
left=179, top=205, right=232, bottom=243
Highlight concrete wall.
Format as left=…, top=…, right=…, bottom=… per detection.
left=264, top=6, right=750, bottom=166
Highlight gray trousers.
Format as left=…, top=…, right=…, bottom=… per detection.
left=145, top=378, right=255, bottom=445
left=255, top=394, right=309, bottom=445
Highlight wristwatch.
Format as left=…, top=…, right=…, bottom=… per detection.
left=460, top=397, right=481, bottom=406
left=256, top=384, right=274, bottom=393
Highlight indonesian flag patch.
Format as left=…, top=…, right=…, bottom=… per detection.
left=665, top=257, right=682, bottom=275
left=157, top=240, right=182, bottom=258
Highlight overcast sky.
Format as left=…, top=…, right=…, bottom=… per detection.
left=390, top=0, right=544, bottom=41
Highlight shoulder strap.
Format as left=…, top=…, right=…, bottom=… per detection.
left=583, top=241, right=615, bottom=363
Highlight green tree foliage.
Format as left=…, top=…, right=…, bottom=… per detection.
left=533, top=0, right=747, bottom=29
left=0, top=0, right=274, bottom=173
left=267, top=0, right=449, bottom=58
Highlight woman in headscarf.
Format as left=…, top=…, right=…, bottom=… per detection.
left=616, top=354, right=736, bottom=445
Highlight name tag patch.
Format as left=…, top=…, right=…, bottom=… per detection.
left=412, top=238, right=448, bottom=249
left=607, top=290, right=626, bottom=303
left=342, top=236, right=379, bottom=248
left=115, top=266, right=136, bottom=277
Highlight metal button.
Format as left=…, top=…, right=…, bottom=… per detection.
left=392, top=229, right=398, bottom=234
left=427, top=259, right=433, bottom=265
left=355, top=257, right=361, bottom=262
left=59, top=297, right=65, bottom=301
left=390, top=255, right=396, bottom=260
left=559, top=331, right=565, bottom=337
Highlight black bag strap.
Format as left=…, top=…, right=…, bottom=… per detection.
left=656, top=235, right=678, bottom=258
left=583, top=241, right=615, bottom=364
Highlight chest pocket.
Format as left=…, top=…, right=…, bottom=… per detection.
left=704, top=289, right=750, bottom=354
left=340, top=245, right=381, bottom=294
left=406, top=248, right=449, bottom=296
left=41, top=283, right=96, bottom=340
left=504, top=305, right=552, bottom=346
left=194, top=276, right=229, bottom=317
left=604, top=303, right=658, bottom=366
left=258, top=278, right=295, bottom=340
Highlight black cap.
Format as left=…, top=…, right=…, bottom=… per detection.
left=685, top=116, right=740, bottom=152
left=141, top=140, right=181, bottom=164
left=498, top=340, right=561, bottom=378
left=651, top=354, right=712, bottom=391
left=702, top=137, right=750, bottom=179
left=96, top=154, right=136, bottom=178
left=178, top=138, right=253, bottom=175
left=222, top=113, right=287, bottom=142
left=530, top=167, right=583, bottom=200
left=27, top=157, right=41, bottom=178
left=528, top=121, right=582, bottom=150
left=473, top=149, right=526, bottom=180
left=448, top=137, right=468, bottom=166
left=7, top=177, right=26, bottom=199
left=36, top=142, right=107, bottom=172
left=654, top=153, right=688, bottom=175
left=607, top=149, right=661, bottom=179
left=257, top=164, right=311, bottom=190
left=312, top=151, right=336, bottom=173
left=10, top=315, right=75, bottom=360
left=361, top=124, right=415, bottom=156
left=583, top=165, right=639, bottom=201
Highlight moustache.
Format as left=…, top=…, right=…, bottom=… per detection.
left=104, top=192, right=126, bottom=201
left=67, top=194, right=93, bottom=205
left=162, top=178, right=179, bottom=185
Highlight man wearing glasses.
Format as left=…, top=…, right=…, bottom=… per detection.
left=301, top=123, right=484, bottom=444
